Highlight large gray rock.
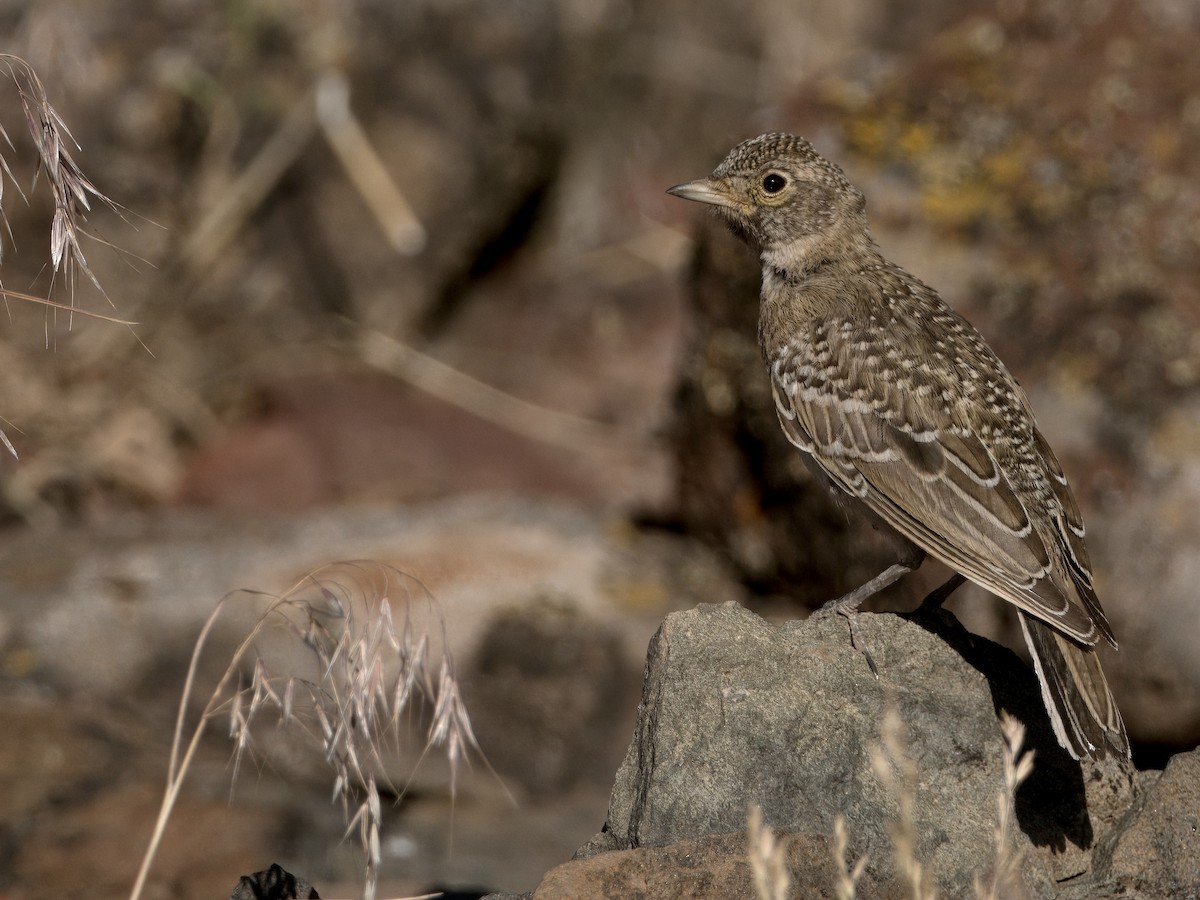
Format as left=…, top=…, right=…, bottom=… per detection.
left=590, top=602, right=1136, bottom=897
left=598, top=603, right=1029, bottom=894
left=482, top=601, right=1200, bottom=900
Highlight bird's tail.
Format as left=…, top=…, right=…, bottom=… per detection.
left=1019, top=612, right=1130, bottom=760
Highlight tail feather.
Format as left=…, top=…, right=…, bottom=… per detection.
left=1019, top=612, right=1130, bottom=759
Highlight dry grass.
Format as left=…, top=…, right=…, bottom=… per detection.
left=0, top=53, right=124, bottom=302
left=831, top=708, right=1037, bottom=900
left=832, top=813, right=867, bottom=900
left=129, top=560, right=487, bottom=900
left=870, top=707, right=935, bottom=900
left=0, top=54, right=137, bottom=460
left=973, top=713, right=1035, bottom=900
left=748, top=803, right=791, bottom=900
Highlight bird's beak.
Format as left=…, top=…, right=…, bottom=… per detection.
left=666, top=178, right=739, bottom=209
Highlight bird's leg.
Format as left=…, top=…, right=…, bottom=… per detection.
left=918, top=572, right=967, bottom=612
left=810, top=548, right=926, bottom=677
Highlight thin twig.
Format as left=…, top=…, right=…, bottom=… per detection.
left=359, top=328, right=631, bottom=456
left=315, top=70, right=425, bottom=256
left=0, top=284, right=137, bottom=322
left=129, top=595, right=236, bottom=900
left=832, top=814, right=867, bottom=900
left=871, top=706, right=935, bottom=900
left=178, top=92, right=317, bottom=274
left=974, top=713, right=1034, bottom=899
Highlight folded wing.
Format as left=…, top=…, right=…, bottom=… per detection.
left=770, top=320, right=1113, bottom=647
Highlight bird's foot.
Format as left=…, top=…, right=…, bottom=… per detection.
left=807, top=560, right=919, bottom=679
left=810, top=595, right=878, bottom=679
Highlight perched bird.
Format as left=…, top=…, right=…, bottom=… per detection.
left=667, top=133, right=1129, bottom=759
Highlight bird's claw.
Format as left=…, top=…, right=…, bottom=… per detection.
left=809, top=600, right=879, bottom=679
left=841, top=606, right=879, bottom=679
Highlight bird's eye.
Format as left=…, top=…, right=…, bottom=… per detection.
left=762, top=173, right=787, bottom=194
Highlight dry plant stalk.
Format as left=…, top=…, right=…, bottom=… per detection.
left=832, top=813, right=868, bottom=900
left=863, top=707, right=1037, bottom=900
left=974, top=713, right=1035, bottom=900
left=129, top=561, right=485, bottom=900
left=0, top=54, right=135, bottom=459
left=747, top=804, right=791, bottom=900
left=360, top=328, right=630, bottom=458
left=0, top=53, right=123, bottom=299
left=870, top=706, right=936, bottom=900
left=315, top=71, right=425, bottom=256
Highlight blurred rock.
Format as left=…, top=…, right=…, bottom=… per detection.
left=0, top=694, right=121, bottom=823
left=179, top=369, right=645, bottom=511
left=0, top=497, right=738, bottom=712
left=466, top=598, right=639, bottom=797
left=12, top=783, right=289, bottom=900
left=0, top=497, right=739, bottom=895
left=1089, top=399, right=1200, bottom=753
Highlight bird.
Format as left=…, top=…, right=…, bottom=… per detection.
left=666, top=132, right=1129, bottom=760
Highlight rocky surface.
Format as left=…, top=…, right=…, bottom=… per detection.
left=488, top=603, right=1200, bottom=899
left=526, top=830, right=891, bottom=900
left=1098, top=750, right=1200, bottom=897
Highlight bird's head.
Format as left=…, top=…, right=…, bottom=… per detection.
left=667, top=133, right=869, bottom=271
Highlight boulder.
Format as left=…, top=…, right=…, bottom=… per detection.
left=502, top=602, right=1161, bottom=898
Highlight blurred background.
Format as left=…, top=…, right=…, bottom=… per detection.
left=0, top=0, right=1198, bottom=896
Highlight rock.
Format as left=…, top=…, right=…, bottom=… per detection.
left=1089, top=749, right=1200, bottom=898
left=1090, top=399, right=1200, bottom=750
left=533, top=830, right=887, bottom=900
left=603, top=603, right=1056, bottom=895
left=0, top=499, right=707, bottom=701
left=178, top=369, right=639, bottom=513
left=489, top=591, right=1200, bottom=900
left=0, top=694, right=121, bottom=824
left=465, top=597, right=640, bottom=797
left=12, top=783, right=290, bottom=900
left=544, top=602, right=1147, bottom=898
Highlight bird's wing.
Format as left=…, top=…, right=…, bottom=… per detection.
left=1028, top=422, right=1112, bottom=636
left=771, top=325, right=1107, bottom=645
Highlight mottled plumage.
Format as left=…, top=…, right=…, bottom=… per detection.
left=668, top=133, right=1128, bottom=759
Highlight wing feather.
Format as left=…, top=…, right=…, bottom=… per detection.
left=772, top=326, right=1104, bottom=645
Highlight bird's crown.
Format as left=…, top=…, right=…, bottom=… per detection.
left=712, top=133, right=855, bottom=196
